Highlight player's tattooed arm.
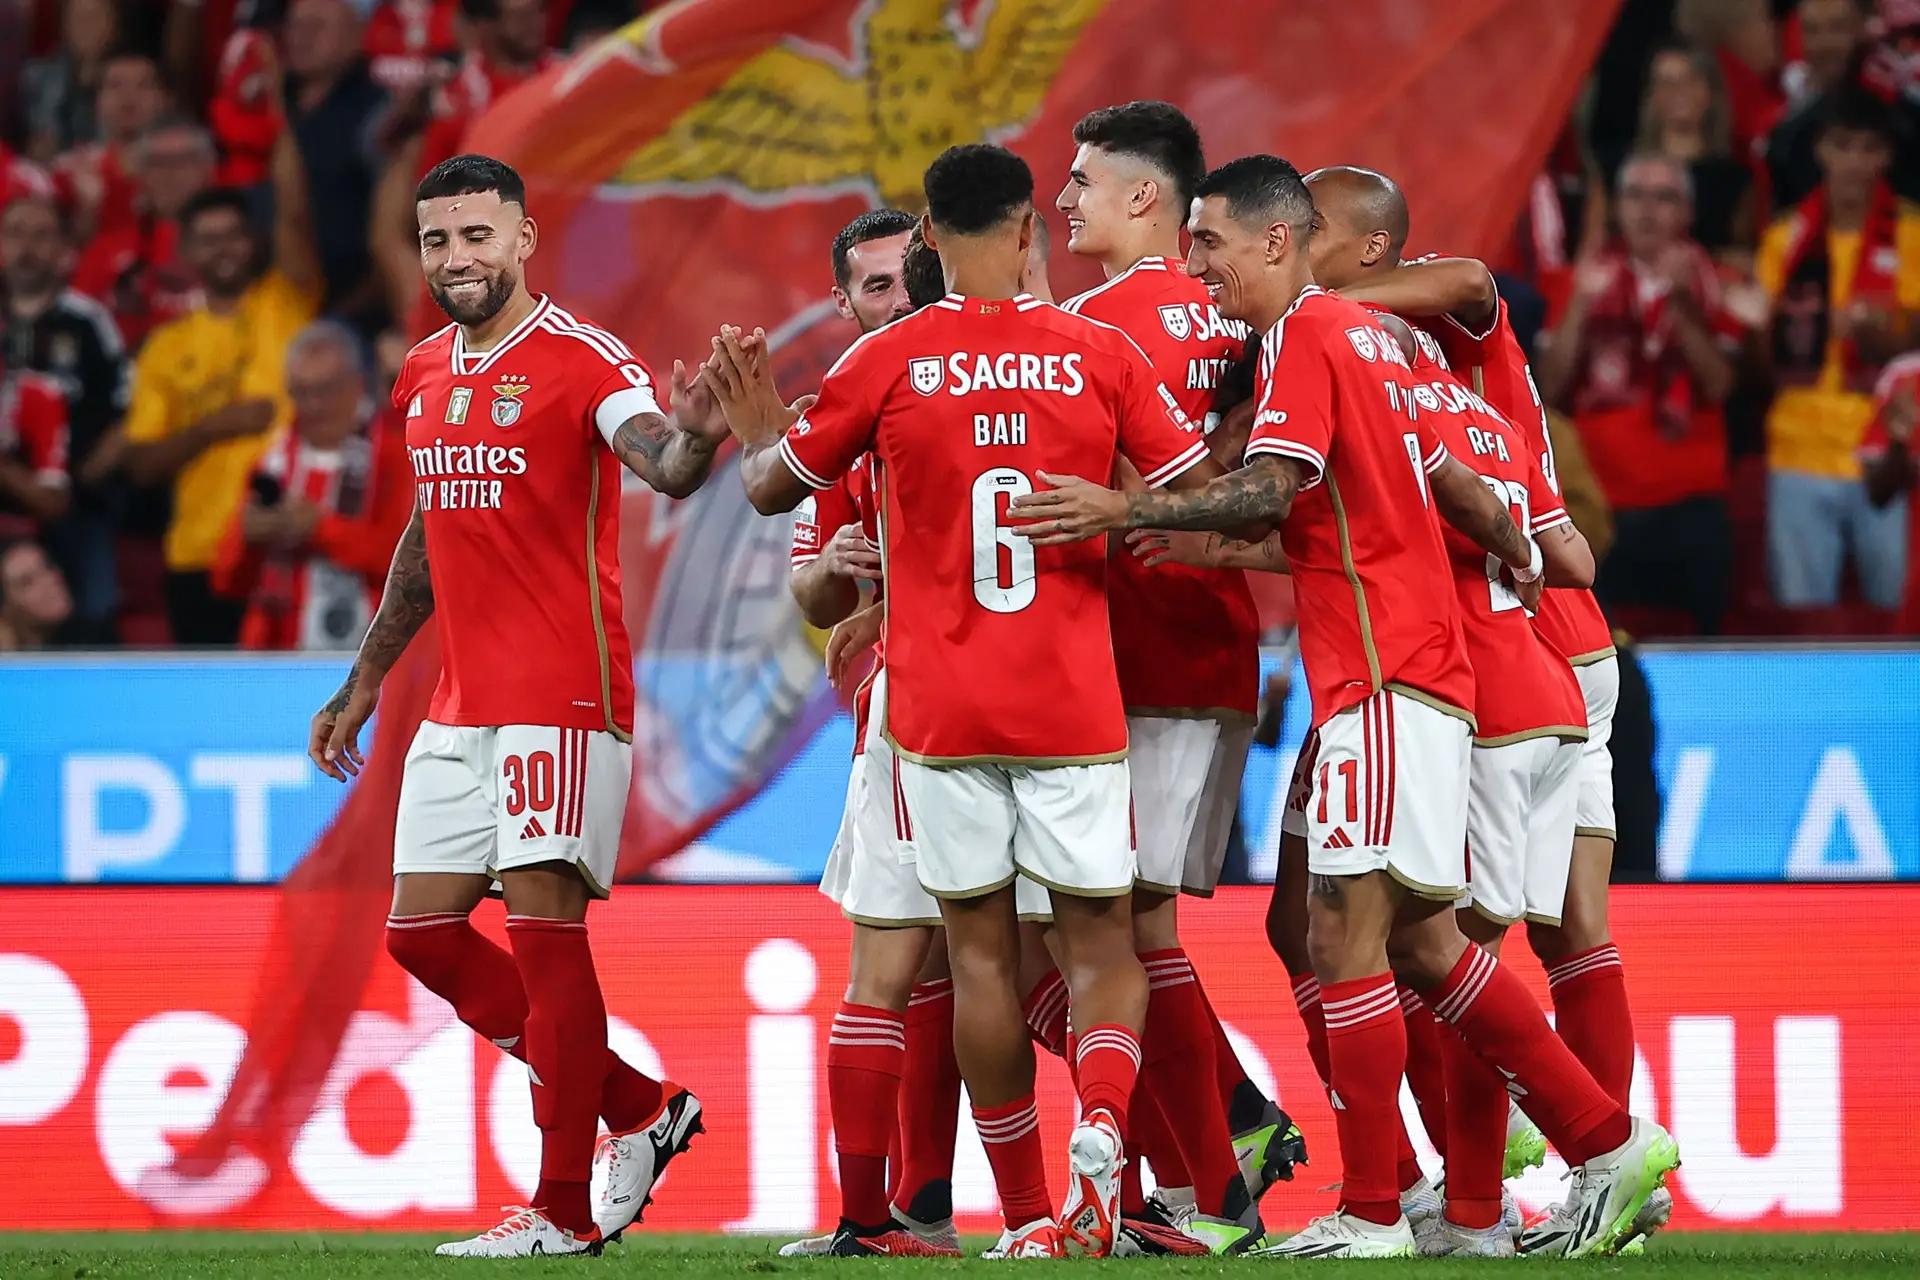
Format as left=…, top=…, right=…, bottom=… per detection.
left=1427, top=455, right=1544, bottom=608
left=1010, top=455, right=1303, bottom=546
left=1536, top=521, right=1596, bottom=589
left=1126, top=528, right=1291, bottom=574
left=309, top=505, right=432, bottom=781
left=608, top=359, right=725, bottom=499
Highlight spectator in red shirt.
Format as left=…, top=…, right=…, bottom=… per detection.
left=1536, top=151, right=1743, bottom=635
left=0, top=354, right=71, bottom=536
left=213, top=319, right=412, bottom=650
left=71, top=115, right=216, bottom=351
left=364, top=0, right=459, bottom=98
left=52, top=48, right=168, bottom=246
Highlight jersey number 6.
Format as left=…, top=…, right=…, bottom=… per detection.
left=971, top=467, right=1038, bottom=613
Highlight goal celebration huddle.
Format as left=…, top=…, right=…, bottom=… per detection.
left=307, top=98, right=1679, bottom=1261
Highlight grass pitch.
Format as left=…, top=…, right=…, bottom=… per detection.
left=3, top=1232, right=1917, bottom=1279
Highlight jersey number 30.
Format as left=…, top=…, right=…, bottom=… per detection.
left=971, top=468, right=1037, bottom=613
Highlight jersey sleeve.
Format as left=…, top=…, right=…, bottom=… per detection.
left=588, top=355, right=664, bottom=447
left=1113, top=337, right=1209, bottom=488
left=1526, top=453, right=1571, bottom=534
left=790, top=475, right=860, bottom=568
left=1245, top=319, right=1335, bottom=486
left=780, top=338, right=886, bottom=490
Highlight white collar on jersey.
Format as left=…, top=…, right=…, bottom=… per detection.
left=939, top=292, right=1047, bottom=312
left=451, top=294, right=552, bottom=376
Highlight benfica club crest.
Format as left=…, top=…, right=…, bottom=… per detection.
left=909, top=356, right=945, bottom=396
left=1345, top=326, right=1379, bottom=362
left=1157, top=304, right=1192, bottom=340
left=491, top=378, right=530, bottom=427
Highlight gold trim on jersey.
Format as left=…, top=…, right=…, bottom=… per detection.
left=886, top=733, right=1131, bottom=769
left=1574, top=825, right=1617, bottom=841
left=1385, top=681, right=1479, bottom=734
left=1123, top=704, right=1260, bottom=725
left=1524, top=909, right=1566, bottom=927
left=923, top=871, right=1019, bottom=900
left=1133, top=874, right=1184, bottom=896
left=1473, top=724, right=1589, bottom=748
left=1326, top=475, right=1384, bottom=693
left=1017, top=908, right=1056, bottom=923
left=583, top=453, right=632, bottom=744
left=1019, top=866, right=1133, bottom=899
left=1567, top=646, right=1618, bottom=667
left=843, top=909, right=943, bottom=929
left=1180, top=884, right=1218, bottom=900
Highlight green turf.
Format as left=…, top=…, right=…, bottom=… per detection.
left=1, top=1232, right=1917, bottom=1278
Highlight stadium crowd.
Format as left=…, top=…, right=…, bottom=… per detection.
left=3, top=0, right=1920, bottom=651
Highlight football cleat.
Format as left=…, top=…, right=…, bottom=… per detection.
left=1144, top=1185, right=1197, bottom=1229
left=776, top=1231, right=836, bottom=1257
left=1113, top=1217, right=1211, bottom=1257
left=1419, top=1217, right=1517, bottom=1258
left=1058, top=1108, right=1124, bottom=1257
left=1505, top=1103, right=1549, bottom=1180
left=1618, top=1184, right=1675, bottom=1255
left=1401, top=1173, right=1443, bottom=1252
left=1503, top=1184, right=1524, bottom=1245
left=890, top=1204, right=962, bottom=1254
left=434, top=1206, right=602, bottom=1257
left=593, top=1083, right=704, bottom=1242
left=1249, top=1210, right=1416, bottom=1259
left=994, top=1218, right=1065, bottom=1258
left=1520, top=1117, right=1680, bottom=1258
left=825, top=1225, right=957, bottom=1257
left=1232, top=1102, right=1309, bottom=1200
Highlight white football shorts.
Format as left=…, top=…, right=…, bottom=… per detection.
left=1127, top=715, right=1255, bottom=898
left=1303, top=688, right=1471, bottom=900
left=1573, top=656, right=1619, bottom=840
left=1280, top=729, right=1318, bottom=841
left=896, top=756, right=1135, bottom=901
left=1463, top=735, right=1582, bottom=926
left=393, top=721, right=631, bottom=898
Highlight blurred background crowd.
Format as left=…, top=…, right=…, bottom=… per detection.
left=5, top=0, right=1920, bottom=654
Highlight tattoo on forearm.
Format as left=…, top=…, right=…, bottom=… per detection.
left=613, top=413, right=718, bottom=496
left=1122, top=456, right=1300, bottom=531
left=1477, top=504, right=1529, bottom=568
left=326, top=509, right=433, bottom=711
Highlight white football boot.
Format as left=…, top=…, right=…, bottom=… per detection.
left=435, top=1206, right=601, bottom=1257
left=1250, top=1210, right=1417, bottom=1259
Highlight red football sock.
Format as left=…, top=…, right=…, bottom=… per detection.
left=1547, top=945, right=1635, bottom=1108
left=827, top=1002, right=906, bottom=1228
left=1074, top=1024, right=1142, bottom=1141
left=505, top=916, right=610, bottom=1236
left=1428, top=944, right=1628, bottom=1165
left=385, top=914, right=662, bottom=1132
left=1140, top=950, right=1239, bottom=1216
left=896, top=978, right=961, bottom=1217
left=1197, top=980, right=1251, bottom=1103
left=1439, top=1023, right=1507, bottom=1229
left=974, top=1095, right=1052, bottom=1228
left=1400, top=984, right=1448, bottom=1160
left=1322, top=973, right=1406, bottom=1226
left=1291, top=973, right=1332, bottom=1087
left=1022, top=969, right=1070, bottom=1060
left=1131, top=1080, right=1189, bottom=1191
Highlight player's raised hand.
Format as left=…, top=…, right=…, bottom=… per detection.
left=309, top=678, right=379, bottom=782
left=706, top=325, right=793, bottom=446
left=820, top=522, right=883, bottom=580
left=670, top=357, right=729, bottom=444
left=1007, top=472, right=1129, bottom=545
left=825, top=600, right=883, bottom=691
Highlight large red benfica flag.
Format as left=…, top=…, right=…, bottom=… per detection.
left=156, top=0, right=1619, bottom=1217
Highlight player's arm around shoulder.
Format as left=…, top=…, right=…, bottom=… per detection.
left=308, top=501, right=434, bottom=782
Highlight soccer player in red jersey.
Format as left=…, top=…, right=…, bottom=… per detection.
left=1317, top=170, right=1660, bottom=1250
left=1054, top=100, right=1299, bottom=1252
left=306, top=155, right=717, bottom=1258
left=1011, top=154, right=1679, bottom=1260
left=710, top=143, right=1218, bottom=1259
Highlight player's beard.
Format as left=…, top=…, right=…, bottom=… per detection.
left=430, top=270, right=518, bottom=326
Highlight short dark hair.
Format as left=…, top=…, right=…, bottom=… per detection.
left=415, top=154, right=528, bottom=209
left=902, top=225, right=946, bottom=310
left=831, top=208, right=917, bottom=289
left=1071, top=101, right=1206, bottom=208
left=460, top=0, right=507, bottom=20
left=1819, top=88, right=1901, bottom=146
left=924, top=144, right=1033, bottom=236
left=179, top=187, right=256, bottom=235
left=1195, top=155, right=1317, bottom=233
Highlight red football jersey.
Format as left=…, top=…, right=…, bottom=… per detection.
left=1405, top=355, right=1587, bottom=742
left=364, top=0, right=459, bottom=96
left=0, top=369, right=71, bottom=502
left=781, top=292, right=1211, bottom=765
left=1064, top=256, right=1260, bottom=719
left=393, top=296, right=653, bottom=735
left=790, top=453, right=885, bottom=756
left=1247, top=287, right=1475, bottom=727
left=1429, top=285, right=1614, bottom=665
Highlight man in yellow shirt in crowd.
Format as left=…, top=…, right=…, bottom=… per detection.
left=1758, top=90, right=1920, bottom=615
left=122, top=133, right=320, bottom=645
